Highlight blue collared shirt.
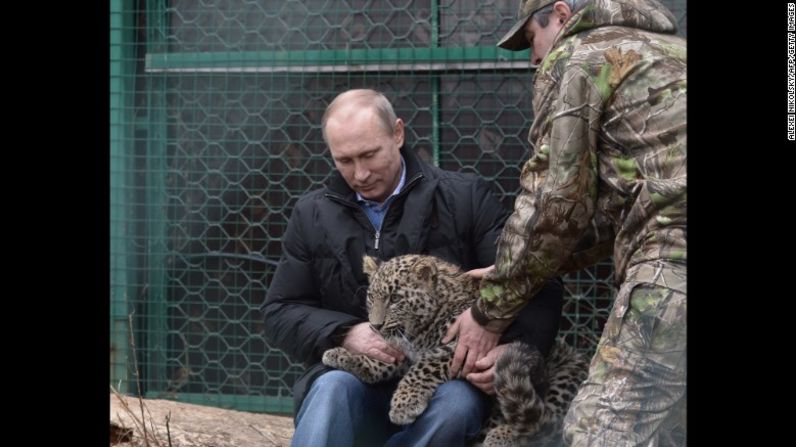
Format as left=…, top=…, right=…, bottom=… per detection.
left=356, top=156, right=406, bottom=231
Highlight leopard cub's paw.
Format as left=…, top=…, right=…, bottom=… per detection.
left=322, top=347, right=350, bottom=368
left=482, top=424, right=517, bottom=447
left=389, top=393, right=428, bottom=425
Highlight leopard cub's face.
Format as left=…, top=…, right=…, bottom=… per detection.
left=363, top=255, right=440, bottom=340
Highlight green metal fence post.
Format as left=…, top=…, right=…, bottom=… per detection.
left=144, top=0, right=170, bottom=397
left=110, top=0, right=137, bottom=393
left=431, top=0, right=440, bottom=167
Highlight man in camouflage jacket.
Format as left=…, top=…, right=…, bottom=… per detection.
left=444, top=0, right=686, bottom=445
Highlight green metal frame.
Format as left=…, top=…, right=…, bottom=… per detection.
left=174, top=392, right=293, bottom=414
left=145, top=47, right=531, bottom=73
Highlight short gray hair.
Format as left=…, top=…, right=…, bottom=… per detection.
left=321, top=89, right=397, bottom=144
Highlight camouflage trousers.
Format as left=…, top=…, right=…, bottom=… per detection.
left=563, top=261, right=686, bottom=447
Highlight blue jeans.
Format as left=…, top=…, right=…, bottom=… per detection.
left=291, top=370, right=488, bottom=447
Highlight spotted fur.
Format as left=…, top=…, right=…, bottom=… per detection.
left=322, top=254, right=588, bottom=445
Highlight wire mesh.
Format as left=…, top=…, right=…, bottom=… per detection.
left=111, top=0, right=687, bottom=414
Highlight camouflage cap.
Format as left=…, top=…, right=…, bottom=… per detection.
left=496, top=0, right=558, bottom=51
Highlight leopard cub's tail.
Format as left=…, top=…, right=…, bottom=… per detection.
left=483, top=339, right=588, bottom=447
left=492, top=342, right=548, bottom=439
left=543, top=340, right=589, bottom=420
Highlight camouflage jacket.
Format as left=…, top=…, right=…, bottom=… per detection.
left=473, top=0, right=686, bottom=331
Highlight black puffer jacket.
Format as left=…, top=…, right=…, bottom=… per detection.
left=262, top=147, right=563, bottom=414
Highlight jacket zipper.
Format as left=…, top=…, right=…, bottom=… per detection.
left=325, top=173, right=424, bottom=252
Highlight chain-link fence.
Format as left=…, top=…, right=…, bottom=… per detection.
left=111, top=0, right=687, bottom=414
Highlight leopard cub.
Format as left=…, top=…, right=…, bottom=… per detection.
left=322, top=254, right=587, bottom=446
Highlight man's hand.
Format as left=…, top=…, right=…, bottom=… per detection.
left=466, top=344, right=509, bottom=394
left=442, top=308, right=501, bottom=379
left=465, top=264, right=494, bottom=279
left=342, top=322, right=405, bottom=364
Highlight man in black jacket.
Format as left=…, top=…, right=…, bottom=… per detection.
left=262, top=89, right=564, bottom=446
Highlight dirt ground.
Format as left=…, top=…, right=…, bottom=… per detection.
left=110, top=393, right=295, bottom=447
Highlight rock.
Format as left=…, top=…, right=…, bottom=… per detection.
left=110, top=393, right=294, bottom=447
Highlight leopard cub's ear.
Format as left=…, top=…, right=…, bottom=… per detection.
left=362, top=255, right=381, bottom=278
left=412, top=257, right=438, bottom=285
